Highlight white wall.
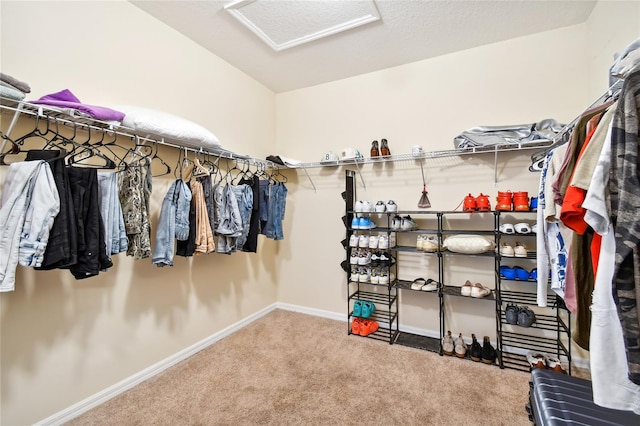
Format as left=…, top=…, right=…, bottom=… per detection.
left=0, top=1, right=278, bottom=425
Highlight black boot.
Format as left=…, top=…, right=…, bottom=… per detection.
left=470, top=334, right=482, bottom=362
left=481, top=336, right=497, bottom=364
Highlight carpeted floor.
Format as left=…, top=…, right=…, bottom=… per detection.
left=68, top=309, right=533, bottom=425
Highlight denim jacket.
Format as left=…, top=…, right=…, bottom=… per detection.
left=152, top=179, right=192, bottom=267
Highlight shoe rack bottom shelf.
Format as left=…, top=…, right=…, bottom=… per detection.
left=350, top=326, right=398, bottom=343
left=394, top=332, right=441, bottom=354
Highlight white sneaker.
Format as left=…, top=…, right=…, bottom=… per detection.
left=391, top=215, right=402, bottom=230
left=361, top=201, right=373, bottom=213
left=461, top=280, right=473, bottom=296
left=422, top=235, right=439, bottom=252
left=350, top=249, right=359, bottom=265
left=358, top=250, right=371, bottom=265
left=355, top=201, right=364, bottom=213
left=471, top=283, right=491, bottom=298
left=499, top=223, right=515, bottom=234
left=389, top=233, right=397, bottom=248
left=416, top=235, right=425, bottom=251
left=368, top=235, right=379, bottom=249
left=374, top=201, right=386, bottom=212
left=370, top=267, right=380, bottom=284
left=359, top=267, right=370, bottom=282
left=500, top=243, right=515, bottom=257
left=514, top=242, right=527, bottom=258
left=350, top=266, right=359, bottom=282
left=349, top=234, right=359, bottom=247
left=358, top=235, right=369, bottom=248
left=454, top=333, right=467, bottom=358
left=379, top=270, right=389, bottom=284
left=386, top=200, right=398, bottom=212
left=378, top=234, right=389, bottom=249
left=401, top=215, right=418, bottom=230
left=514, top=222, right=531, bottom=234
left=422, top=279, right=439, bottom=292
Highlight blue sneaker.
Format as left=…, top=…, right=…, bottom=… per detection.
left=353, top=300, right=362, bottom=317
left=530, top=197, right=538, bottom=211
left=351, top=216, right=360, bottom=229
left=529, top=268, right=538, bottom=281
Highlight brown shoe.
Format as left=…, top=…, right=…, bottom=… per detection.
left=545, top=355, right=567, bottom=374
left=527, top=351, right=546, bottom=370
left=370, top=140, right=379, bottom=157
left=380, top=138, right=390, bottom=156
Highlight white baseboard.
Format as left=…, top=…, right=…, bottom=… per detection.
left=36, top=302, right=589, bottom=424
left=35, top=303, right=279, bottom=426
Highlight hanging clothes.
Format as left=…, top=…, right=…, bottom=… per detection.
left=66, top=167, right=112, bottom=279
left=263, top=182, right=287, bottom=241
left=97, top=171, right=127, bottom=258
left=152, top=179, right=191, bottom=267
left=214, top=183, right=242, bottom=254
left=230, top=183, right=253, bottom=248
left=119, top=157, right=152, bottom=259
left=609, top=68, right=640, bottom=385
left=176, top=187, right=197, bottom=257
left=239, top=175, right=260, bottom=253
left=0, top=160, right=59, bottom=292
left=26, top=150, right=78, bottom=269
left=191, top=179, right=215, bottom=255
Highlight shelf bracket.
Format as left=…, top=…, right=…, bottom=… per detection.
left=299, top=163, right=316, bottom=192
left=353, top=159, right=367, bottom=191
left=0, top=101, right=25, bottom=154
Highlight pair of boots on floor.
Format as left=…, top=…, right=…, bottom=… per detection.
left=443, top=331, right=496, bottom=364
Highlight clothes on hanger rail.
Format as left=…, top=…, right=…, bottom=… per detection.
left=0, top=160, right=59, bottom=292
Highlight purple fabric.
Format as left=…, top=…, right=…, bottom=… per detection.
left=30, top=89, right=125, bottom=121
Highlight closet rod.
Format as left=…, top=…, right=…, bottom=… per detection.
left=0, top=98, right=282, bottom=170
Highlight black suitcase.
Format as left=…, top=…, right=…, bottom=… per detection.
left=527, top=368, right=640, bottom=425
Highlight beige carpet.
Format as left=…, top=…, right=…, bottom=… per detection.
left=68, top=310, right=533, bottom=425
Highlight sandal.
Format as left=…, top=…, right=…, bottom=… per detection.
left=411, top=278, right=427, bottom=290
left=421, top=278, right=439, bottom=292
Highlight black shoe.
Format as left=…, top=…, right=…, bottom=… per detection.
left=505, top=303, right=519, bottom=324
left=470, top=334, right=482, bottom=362
left=481, top=336, right=497, bottom=364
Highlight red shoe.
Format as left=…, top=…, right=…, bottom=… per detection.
left=475, top=193, right=491, bottom=211
left=496, top=191, right=513, bottom=211
left=359, top=319, right=379, bottom=336
left=351, top=318, right=363, bottom=335
left=513, top=191, right=530, bottom=211
left=463, top=193, right=477, bottom=212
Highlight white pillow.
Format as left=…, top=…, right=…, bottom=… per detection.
left=442, top=234, right=494, bottom=254
left=113, top=105, right=220, bottom=149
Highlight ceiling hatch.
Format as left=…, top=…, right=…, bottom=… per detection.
left=224, top=0, right=381, bottom=51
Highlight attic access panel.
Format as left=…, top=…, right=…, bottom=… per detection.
left=224, top=0, right=380, bottom=51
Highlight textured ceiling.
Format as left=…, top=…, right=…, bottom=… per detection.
left=131, top=0, right=597, bottom=93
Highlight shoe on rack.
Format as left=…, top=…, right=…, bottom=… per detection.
left=461, top=280, right=473, bottom=296
left=386, top=200, right=398, bottom=212
left=368, top=235, right=379, bottom=249
left=422, top=235, right=439, bottom=252
left=370, top=251, right=380, bottom=266
left=370, top=267, right=380, bottom=284
left=351, top=216, right=360, bottom=229
left=378, top=234, right=389, bottom=249
left=361, top=301, right=375, bottom=318
left=353, top=300, right=363, bottom=317
left=389, top=233, right=397, bottom=248
left=476, top=193, right=491, bottom=211
left=350, top=265, right=359, bottom=282
left=378, top=269, right=390, bottom=285
left=350, top=249, right=359, bottom=265
left=361, top=201, right=374, bottom=213
left=358, top=266, right=370, bottom=283
left=391, top=215, right=402, bottom=230
left=380, top=138, right=391, bottom=156
left=401, top=215, right=418, bottom=230
left=374, top=200, right=386, bottom=212
left=359, top=234, right=369, bottom=248
left=529, top=268, right=538, bottom=281
left=463, top=193, right=477, bottom=212
left=499, top=223, right=515, bottom=234
left=514, top=222, right=532, bottom=234
left=411, top=278, right=427, bottom=290
left=545, top=355, right=567, bottom=374
left=360, top=319, right=379, bottom=337
left=454, top=333, right=467, bottom=358
left=517, top=307, right=536, bottom=328
left=514, top=242, right=527, bottom=258
left=500, top=265, right=516, bottom=280
left=471, top=283, right=491, bottom=298
left=513, top=191, right=530, bottom=212
left=355, top=200, right=364, bottom=213
left=470, top=334, right=483, bottom=362
left=416, top=235, right=425, bottom=251
left=442, top=331, right=455, bottom=356
left=496, top=190, right=513, bottom=211
left=514, top=266, right=530, bottom=281
left=526, top=351, right=546, bottom=370
left=351, top=317, right=363, bottom=334
left=500, top=242, right=515, bottom=257
left=349, top=234, right=359, bottom=247
left=421, top=279, right=439, bottom=292
left=530, top=196, right=538, bottom=211
left=379, top=251, right=391, bottom=266
left=370, top=140, right=380, bottom=157
left=481, top=336, right=497, bottom=364
left=505, top=303, right=519, bottom=324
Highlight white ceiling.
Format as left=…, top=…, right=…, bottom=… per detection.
left=131, top=0, right=597, bottom=93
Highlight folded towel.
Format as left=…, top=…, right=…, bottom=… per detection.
left=0, top=72, right=31, bottom=93
left=0, top=85, right=26, bottom=101
left=31, top=89, right=125, bottom=121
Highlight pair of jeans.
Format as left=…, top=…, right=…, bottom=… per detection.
left=97, top=171, right=127, bottom=257
left=152, top=179, right=192, bottom=267
left=0, top=161, right=59, bottom=292
left=214, top=184, right=242, bottom=253
left=264, top=182, right=287, bottom=240
left=231, top=184, right=253, bottom=248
